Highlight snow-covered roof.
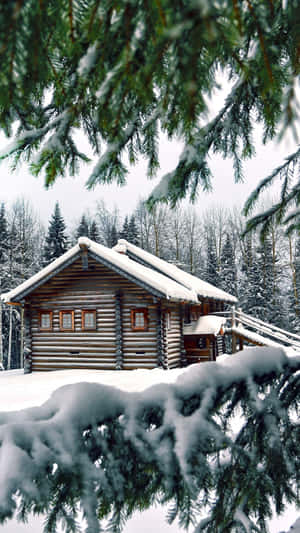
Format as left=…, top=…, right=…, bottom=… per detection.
left=114, top=239, right=237, bottom=303
left=3, top=237, right=199, bottom=304
left=184, top=315, right=226, bottom=336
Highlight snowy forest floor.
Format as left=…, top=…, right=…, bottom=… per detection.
left=0, top=354, right=298, bottom=533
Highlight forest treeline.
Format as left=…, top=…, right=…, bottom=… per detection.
left=1, top=196, right=300, bottom=369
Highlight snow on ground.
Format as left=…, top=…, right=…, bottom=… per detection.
left=287, top=518, right=300, bottom=532
left=0, top=356, right=298, bottom=532
left=0, top=366, right=191, bottom=412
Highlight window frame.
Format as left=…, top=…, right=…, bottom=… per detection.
left=59, top=310, right=75, bottom=331
left=81, top=310, right=97, bottom=331
left=39, top=310, right=53, bottom=331
left=131, top=308, right=149, bottom=331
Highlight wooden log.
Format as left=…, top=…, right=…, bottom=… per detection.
left=156, top=301, right=165, bottom=368
left=24, top=306, right=32, bottom=374
left=179, top=305, right=187, bottom=367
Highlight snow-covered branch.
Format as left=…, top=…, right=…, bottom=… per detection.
left=0, top=347, right=299, bottom=532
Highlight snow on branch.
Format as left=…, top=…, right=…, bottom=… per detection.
left=0, top=348, right=299, bottom=532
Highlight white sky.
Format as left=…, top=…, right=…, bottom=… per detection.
left=0, top=129, right=296, bottom=228
left=1, top=71, right=298, bottom=228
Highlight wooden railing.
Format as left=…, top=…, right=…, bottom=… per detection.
left=217, top=307, right=300, bottom=351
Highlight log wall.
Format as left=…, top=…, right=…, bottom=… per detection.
left=26, top=256, right=166, bottom=371
left=121, top=294, right=158, bottom=370
left=164, top=304, right=182, bottom=369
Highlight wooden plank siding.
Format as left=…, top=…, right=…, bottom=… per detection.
left=24, top=255, right=180, bottom=371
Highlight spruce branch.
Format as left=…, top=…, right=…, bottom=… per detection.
left=0, top=0, right=299, bottom=231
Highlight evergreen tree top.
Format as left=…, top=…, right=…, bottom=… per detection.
left=0, top=1, right=299, bottom=232
left=43, top=202, right=68, bottom=265
left=76, top=214, right=90, bottom=239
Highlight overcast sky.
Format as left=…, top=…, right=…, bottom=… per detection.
left=0, top=126, right=297, bottom=229
left=1, top=72, right=298, bottom=229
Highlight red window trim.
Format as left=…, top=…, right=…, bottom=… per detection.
left=59, top=310, right=75, bottom=331
left=131, top=308, right=149, bottom=331
left=39, top=310, right=53, bottom=331
left=81, top=310, right=97, bottom=331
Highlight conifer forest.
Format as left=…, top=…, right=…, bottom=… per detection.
left=1, top=196, right=300, bottom=369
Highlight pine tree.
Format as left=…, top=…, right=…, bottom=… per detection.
left=89, top=220, right=100, bottom=243
left=119, top=216, right=129, bottom=240
left=220, top=233, right=237, bottom=297
left=127, top=216, right=139, bottom=245
left=0, top=2, right=298, bottom=234
left=0, top=203, right=8, bottom=268
left=241, top=236, right=284, bottom=326
left=108, top=224, right=119, bottom=248
left=43, top=203, right=68, bottom=265
left=290, top=236, right=300, bottom=332
left=205, top=234, right=220, bottom=288
left=76, top=215, right=89, bottom=239
left=239, top=233, right=255, bottom=312
left=255, top=238, right=275, bottom=321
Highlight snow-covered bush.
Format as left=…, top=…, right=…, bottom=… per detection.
left=0, top=347, right=299, bottom=532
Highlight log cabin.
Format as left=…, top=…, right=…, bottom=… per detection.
left=3, top=237, right=237, bottom=372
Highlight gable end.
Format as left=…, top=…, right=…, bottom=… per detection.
left=8, top=252, right=81, bottom=303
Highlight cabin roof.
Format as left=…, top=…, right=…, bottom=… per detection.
left=2, top=237, right=199, bottom=304
left=114, top=239, right=237, bottom=304
left=183, top=315, right=226, bottom=336
left=3, top=237, right=237, bottom=305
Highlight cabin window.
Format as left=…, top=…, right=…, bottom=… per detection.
left=39, top=311, right=53, bottom=331
left=82, top=310, right=96, bottom=330
left=131, top=308, right=148, bottom=331
left=59, top=310, right=74, bottom=331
